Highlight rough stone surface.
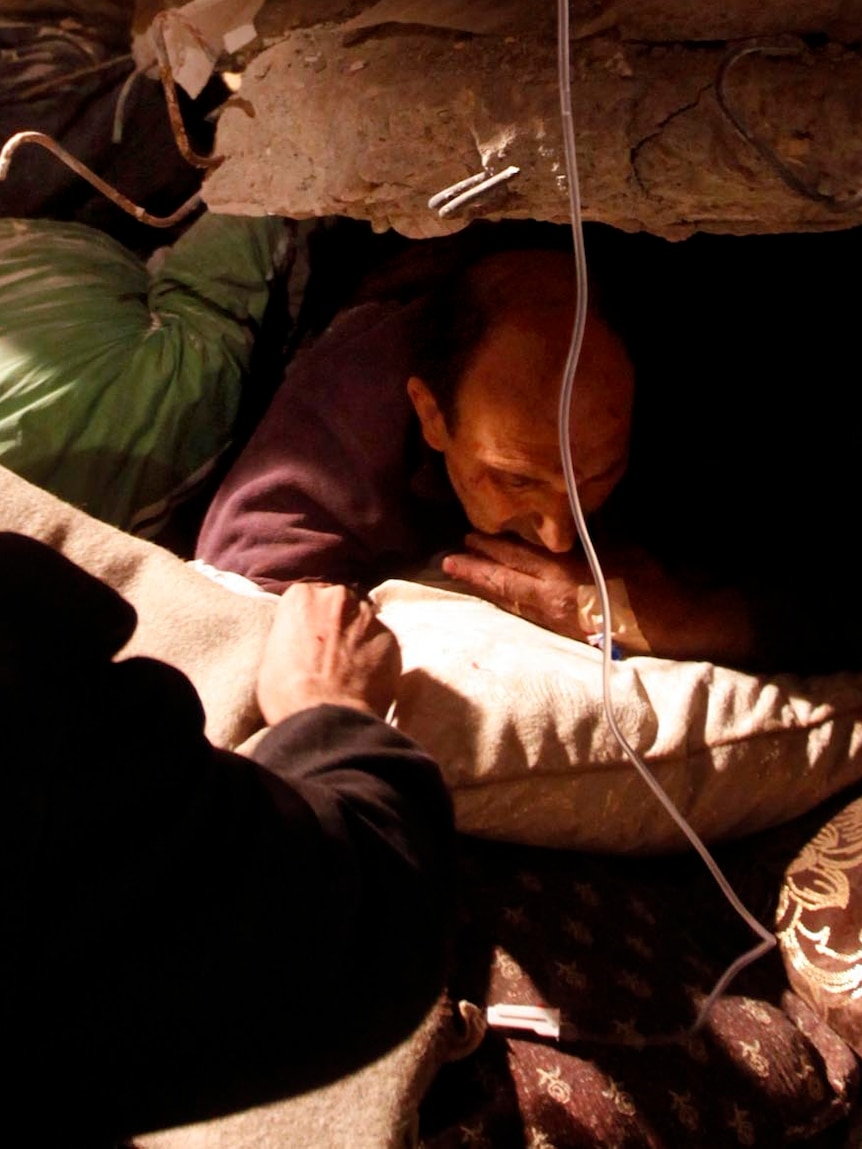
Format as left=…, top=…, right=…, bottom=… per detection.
left=136, top=1, right=862, bottom=237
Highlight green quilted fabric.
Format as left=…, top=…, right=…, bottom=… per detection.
left=0, top=212, right=291, bottom=533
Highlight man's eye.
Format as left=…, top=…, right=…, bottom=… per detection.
left=494, top=472, right=536, bottom=491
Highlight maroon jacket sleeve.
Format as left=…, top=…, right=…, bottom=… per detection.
left=195, top=299, right=435, bottom=591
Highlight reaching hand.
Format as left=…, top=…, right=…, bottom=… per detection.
left=257, top=582, right=402, bottom=724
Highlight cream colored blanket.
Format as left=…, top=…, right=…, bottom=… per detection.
left=5, top=462, right=862, bottom=859
left=7, top=462, right=862, bottom=1145
left=0, top=464, right=275, bottom=750
left=0, top=464, right=479, bottom=1148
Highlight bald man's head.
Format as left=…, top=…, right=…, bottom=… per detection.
left=407, top=247, right=634, bottom=551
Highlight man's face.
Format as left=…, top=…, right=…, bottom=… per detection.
left=408, top=304, right=633, bottom=554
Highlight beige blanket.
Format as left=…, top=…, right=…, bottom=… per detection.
left=7, top=461, right=862, bottom=1142
left=6, top=461, right=862, bottom=859
left=0, top=464, right=274, bottom=750
left=0, top=465, right=477, bottom=1147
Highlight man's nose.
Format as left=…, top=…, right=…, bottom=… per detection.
left=534, top=503, right=577, bottom=553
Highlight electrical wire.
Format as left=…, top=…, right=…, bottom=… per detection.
left=554, top=0, right=776, bottom=1044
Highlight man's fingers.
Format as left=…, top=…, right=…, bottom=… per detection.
left=462, top=532, right=594, bottom=585
left=462, top=532, right=549, bottom=575
left=442, top=551, right=536, bottom=612
left=278, top=581, right=373, bottom=634
left=259, top=580, right=401, bottom=724
left=442, top=546, right=592, bottom=642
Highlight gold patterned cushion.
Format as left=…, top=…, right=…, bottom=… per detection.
left=420, top=838, right=860, bottom=1147
left=777, top=793, right=862, bottom=1056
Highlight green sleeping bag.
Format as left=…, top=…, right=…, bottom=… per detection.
left=0, top=212, right=291, bottom=534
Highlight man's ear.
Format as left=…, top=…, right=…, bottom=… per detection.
left=406, top=376, right=449, bottom=452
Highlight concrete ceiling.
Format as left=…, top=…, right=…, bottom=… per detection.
left=135, top=2, right=862, bottom=238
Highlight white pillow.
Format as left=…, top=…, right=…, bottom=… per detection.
left=370, top=579, right=862, bottom=854
left=7, top=453, right=858, bottom=859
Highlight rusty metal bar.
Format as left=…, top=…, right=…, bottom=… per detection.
left=150, top=11, right=223, bottom=170
left=0, top=130, right=202, bottom=228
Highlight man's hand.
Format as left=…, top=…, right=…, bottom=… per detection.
left=441, top=533, right=590, bottom=641
left=257, top=582, right=401, bottom=725
left=442, top=532, right=757, bottom=666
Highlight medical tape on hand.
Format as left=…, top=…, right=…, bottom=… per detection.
left=576, top=578, right=651, bottom=655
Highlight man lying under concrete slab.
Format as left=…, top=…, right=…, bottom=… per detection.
left=195, top=239, right=856, bottom=674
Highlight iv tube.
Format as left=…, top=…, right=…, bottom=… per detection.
left=555, top=0, right=775, bottom=1040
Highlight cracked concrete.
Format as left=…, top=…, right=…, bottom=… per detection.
left=138, top=0, right=862, bottom=237
left=203, top=25, right=862, bottom=237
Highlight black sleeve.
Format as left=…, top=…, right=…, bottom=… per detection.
left=248, top=703, right=457, bottom=1041
left=1, top=535, right=454, bottom=1144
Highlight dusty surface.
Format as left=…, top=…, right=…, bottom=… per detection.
left=137, top=2, right=862, bottom=236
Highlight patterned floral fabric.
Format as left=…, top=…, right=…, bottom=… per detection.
left=777, top=792, right=862, bottom=1058
left=420, top=836, right=859, bottom=1148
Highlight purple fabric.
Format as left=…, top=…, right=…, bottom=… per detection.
left=195, top=299, right=467, bottom=591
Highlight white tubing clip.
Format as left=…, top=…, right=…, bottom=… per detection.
left=428, top=164, right=520, bottom=218
left=486, top=1003, right=561, bottom=1039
